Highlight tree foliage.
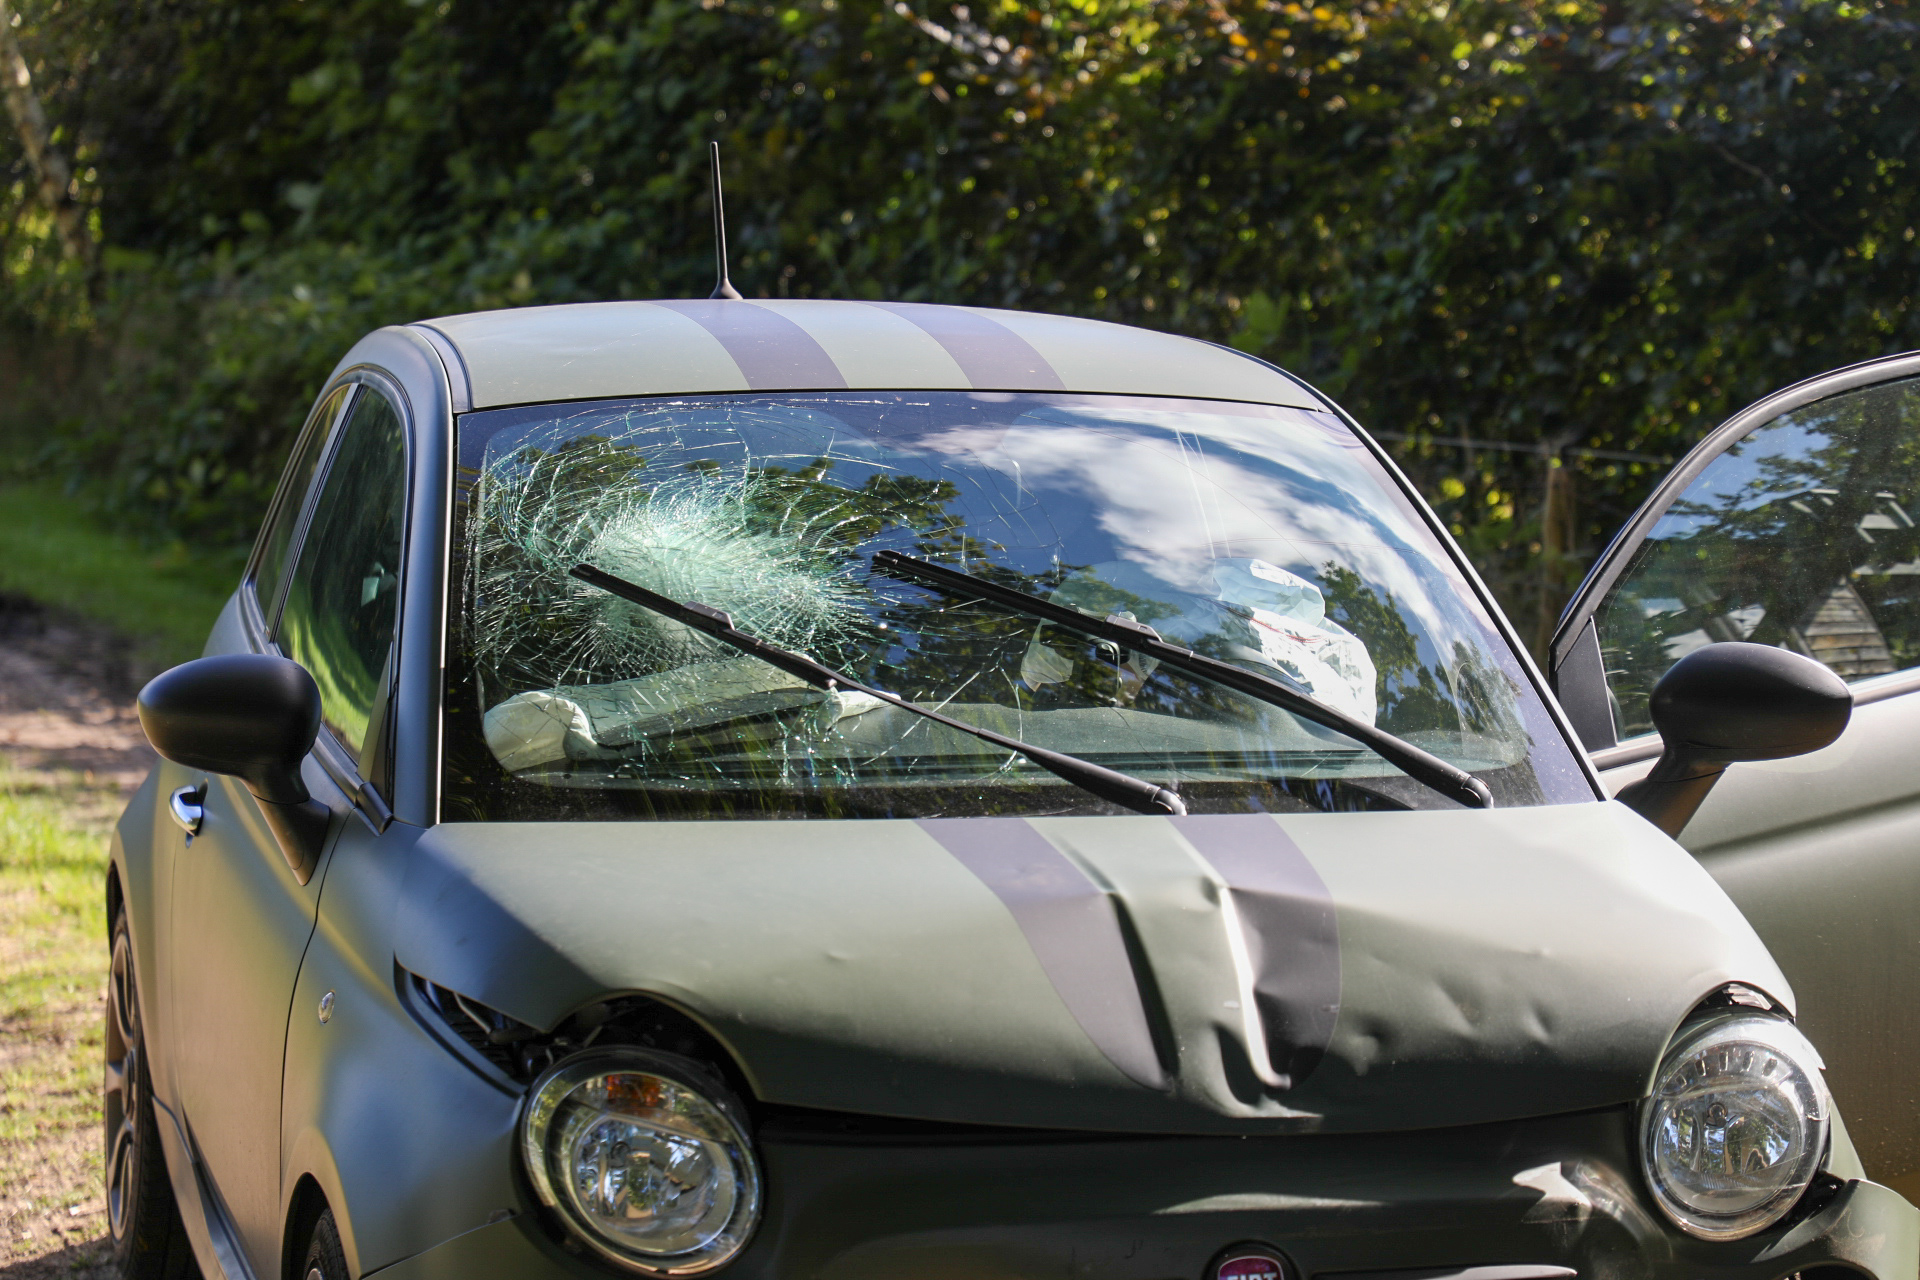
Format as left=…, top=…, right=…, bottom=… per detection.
left=2, top=0, right=1917, bottom=648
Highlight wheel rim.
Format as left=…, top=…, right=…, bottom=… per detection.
left=105, top=926, right=141, bottom=1243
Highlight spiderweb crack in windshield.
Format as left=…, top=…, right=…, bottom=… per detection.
left=471, top=438, right=873, bottom=694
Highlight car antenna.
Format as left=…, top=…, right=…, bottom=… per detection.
left=708, top=141, right=743, bottom=300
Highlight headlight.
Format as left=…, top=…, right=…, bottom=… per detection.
left=1639, top=1012, right=1830, bottom=1240
left=521, top=1049, right=763, bottom=1274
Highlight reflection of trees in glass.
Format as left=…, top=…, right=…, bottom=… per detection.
left=867, top=558, right=1199, bottom=712
left=276, top=396, right=406, bottom=764
left=470, top=434, right=1535, bottom=752
left=1599, top=380, right=1920, bottom=736
left=445, top=393, right=1565, bottom=819
left=699, top=455, right=963, bottom=551
left=1319, top=564, right=1522, bottom=745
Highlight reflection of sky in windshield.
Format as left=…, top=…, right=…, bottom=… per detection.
left=451, top=391, right=1593, bottom=812
left=1653, top=417, right=1830, bottom=538
left=466, top=393, right=1513, bottom=704
left=915, top=405, right=1480, bottom=673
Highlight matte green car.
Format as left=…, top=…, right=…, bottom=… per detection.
left=106, top=298, right=1919, bottom=1280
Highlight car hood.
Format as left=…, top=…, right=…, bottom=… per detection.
left=395, top=801, right=1789, bottom=1135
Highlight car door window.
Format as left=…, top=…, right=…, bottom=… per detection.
left=274, top=387, right=407, bottom=766
left=253, top=385, right=354, bottom=619
left=1595, top=376, right=1920, bottom=738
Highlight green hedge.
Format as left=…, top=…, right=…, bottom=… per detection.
left=3, top=0, right=1917, bottom=649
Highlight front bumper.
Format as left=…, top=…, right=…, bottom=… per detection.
left=369, top=1105, right=1920, bottom=1280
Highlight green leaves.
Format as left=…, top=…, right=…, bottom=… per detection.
left=4, top=0, right=1919, bottom=649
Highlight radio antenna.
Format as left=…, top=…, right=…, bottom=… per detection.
left=708, top=141, right=742, bottom=300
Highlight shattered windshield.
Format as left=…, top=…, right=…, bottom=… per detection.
left=442, top=392, right=1589, bottom=820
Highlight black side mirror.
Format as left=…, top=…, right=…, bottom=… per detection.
left=1616, top=641, right=1851, bottom=838
left=137, top=654, right=331, bottom=883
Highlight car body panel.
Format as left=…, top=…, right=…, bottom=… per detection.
left=417, top=300, right=1322, bottom=410
left=110, top=767, right=171, bottom=1094
left=1556, top=351, right=1920, bottom=1190
left=282, top=817, right=523, bottom=1279
left=161, top=595, right=354, bottom=1276
left=166, top=764, right=343, bottom=1274
left=364, top=1107, right=1915, bottom=1280
left=393, top=802, right=1784, bottom=1135
left=1595, top=682, right=1920, bottom=1186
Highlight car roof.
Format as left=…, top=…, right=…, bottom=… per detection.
left=416, top=299, right=1322, bottom=411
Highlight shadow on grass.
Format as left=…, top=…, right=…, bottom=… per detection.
left=0, top=1234, right=114, bottom=1280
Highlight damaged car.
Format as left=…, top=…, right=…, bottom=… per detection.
left=107, top=298, right=1920, bottom=1280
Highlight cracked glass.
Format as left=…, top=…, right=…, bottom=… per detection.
left=443, top=392, right=1589, bottom=820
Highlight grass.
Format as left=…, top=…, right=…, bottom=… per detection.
left=0, top=765, right=117, bottom=1265
left=0, top=481, right=239, bottom=670
left=0, top=479, right=227, bottom=1272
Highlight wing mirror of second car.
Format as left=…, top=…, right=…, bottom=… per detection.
left=137, top=654, right=331, bottom=884
left=1616, top=641, right=1851, bottom=838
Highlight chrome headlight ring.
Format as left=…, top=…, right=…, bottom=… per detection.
left=520, top=1048, right=763, bottom=1275
left=1639, top=1011, right=1831, bottom=1241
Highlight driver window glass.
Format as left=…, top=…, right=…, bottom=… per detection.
left=275, top=388, right=408, bottom=766
left=253, top=385, right=353, bottom=618
left=1597, top=376, right=1920, bottom=739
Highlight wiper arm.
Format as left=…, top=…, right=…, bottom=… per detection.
left=871, top=550, right=1493, bottom=810
left=570, top=564, right=1187, bottom=817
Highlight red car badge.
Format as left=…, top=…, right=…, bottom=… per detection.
left=1211, top=1245, right=1291, bottom=1280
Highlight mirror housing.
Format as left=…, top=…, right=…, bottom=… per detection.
left=1616, top=642, right=1851, bottom=837
left=137, top=654, right=331, bottom=883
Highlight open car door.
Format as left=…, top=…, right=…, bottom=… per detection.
left=1551, top=350, right=1920, bottom=1199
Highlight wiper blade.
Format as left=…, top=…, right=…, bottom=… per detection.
left=570, top=564, right=1187, bottom=817
left=871, top=550, right=1493, bottom=810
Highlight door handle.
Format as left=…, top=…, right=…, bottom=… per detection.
left=169, top=784, right=206, bottom=841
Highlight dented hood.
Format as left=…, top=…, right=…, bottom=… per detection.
left=395, top=801, right=1789, bottom=1135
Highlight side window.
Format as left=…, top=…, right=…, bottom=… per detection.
left=254, top=385, right=354, bottom=616
left=275, top=388, right=408, bottom=767
left=1596, top=377, right=1920, bottom=738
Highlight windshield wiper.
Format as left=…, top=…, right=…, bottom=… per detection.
left=871, top=550, right=1493, bottom=810
left=570, top=564, right=1187, bottom=817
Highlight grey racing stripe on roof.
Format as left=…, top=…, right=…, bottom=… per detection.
left=918, top=817, right=1165, bottom=1089
left=1172, top=815, right=1339, bottom=1090
left=866, top=303, right=1068, bottom=390
left=652, top=299, right=847, bottom=390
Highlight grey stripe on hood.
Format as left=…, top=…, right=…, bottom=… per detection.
left=1174, top=814, right=1340, bottom=1089
left=918, top=817, right=1165, bottom=1089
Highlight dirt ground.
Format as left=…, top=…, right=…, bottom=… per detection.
left=0, top=596, right=159, bottom=1280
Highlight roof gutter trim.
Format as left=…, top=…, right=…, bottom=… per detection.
left=411, top=324, right=474, bottom=414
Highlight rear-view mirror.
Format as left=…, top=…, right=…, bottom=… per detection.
left=137, top=654, right=331, bottom=882
left=1616, top=641, right=1851, bottom=837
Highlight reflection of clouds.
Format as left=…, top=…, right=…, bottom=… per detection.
left=920, top=412, right=1481, bottom=662
left=484, top=396, right=1500, bottom=695
left=1656, top=419, right=1838, bottom=539
left=1061, top=403, right=1451, bottom=555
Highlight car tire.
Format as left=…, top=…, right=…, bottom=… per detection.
left=301, top=1209, right=350, bottom=1280
left=105, top=906, right=199, bottom=1280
